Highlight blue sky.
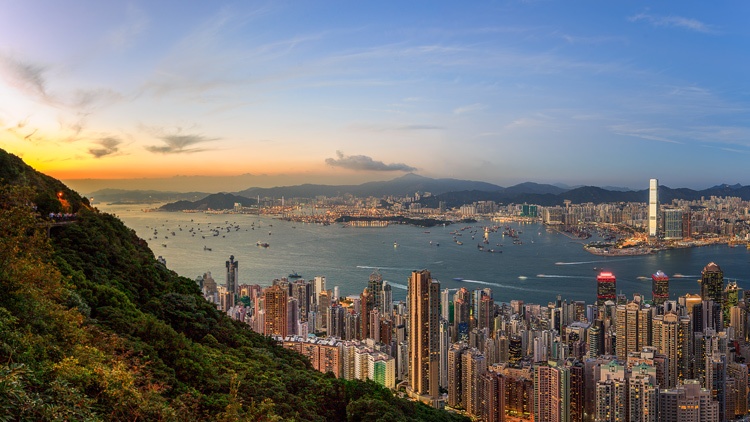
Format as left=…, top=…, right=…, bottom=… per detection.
left=1, top=1, right=748, bottom=192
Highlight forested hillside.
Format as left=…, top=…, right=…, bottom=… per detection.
left=0, top=149, right=466, bottom=421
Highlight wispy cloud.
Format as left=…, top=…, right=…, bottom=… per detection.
left=0, top=55, right=50, bottom=101
left=610, top=124, right=683, bottom=144
left=628, top=13, right=714, bottom=33
left=0, top=54, right=124, bottom=113
left=557, top=33, right=628, bottom=45
left=454, top=103, right=487, bottom=115
left=145, top=134, right=218, bottom=154
left=325, top=151, right=416, bottom=172
left=349, top=123, right=444, bottom=132
left=89, top=137, right=123, bottom=158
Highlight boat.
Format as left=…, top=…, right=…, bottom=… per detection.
left=456, top=241, right=463, bottom=245
left=204, top=246, right=212, bottom=251
left=289, top=272, right=302, bottom=279
left=256, top=241, right=270, bottom=248
left=453, top=277, right=464, bottom=281
left=394, top=242, right=399, bottom=248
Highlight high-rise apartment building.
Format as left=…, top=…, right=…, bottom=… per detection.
left=534, top=361, right=570, bottom=422
left=408, top=269, right=440, bottom=403
left=616, top=301, right=647, bottom=359
left=264, top=284, right=288, bottom=337
left=648, top=178, right=658, bottom=237
left=447, top=342, right=468, bottom=408
left=481, top=370, right=506, bottom=422
left=462, top=348, right=487, bottom=417
left=659, top=380, right=718, bottom=421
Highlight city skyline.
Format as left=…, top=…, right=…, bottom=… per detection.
left=2, top=1, right=750, bottom=192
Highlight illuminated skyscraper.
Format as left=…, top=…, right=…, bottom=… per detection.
left=700, top=262, right=724, bottom=304
left=648, top=178, right=658, bottom=237
left=652, top=270, right=669, bottom=306
left=408, top=269, right=440, bottom=402
left=597, top=271, right=616, bottom=306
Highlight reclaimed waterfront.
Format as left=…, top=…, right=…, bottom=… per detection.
left=103, top=204, right=750, bottom=305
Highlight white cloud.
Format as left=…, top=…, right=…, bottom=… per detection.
left=628, top=13, right=715, bottom=33
left=453, top=103, right=487, bottom=115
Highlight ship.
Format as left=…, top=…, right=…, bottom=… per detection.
left=288, top=272, right=302, bottom=279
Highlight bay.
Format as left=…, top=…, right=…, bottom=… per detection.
left=102, top=204, right=750, bottom=306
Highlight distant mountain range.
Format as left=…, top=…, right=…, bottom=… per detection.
left=159, top=193, right=257, bottom=211
left=87, top=173, right=750, bottom=210
left=235, top=173, right=505, bottom=198
left=89, top=189, right=208, bottom=204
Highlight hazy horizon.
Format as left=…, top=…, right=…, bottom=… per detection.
left=61, top=171, right=744, bottom=196
left=2, top=2, right=749, bottom=190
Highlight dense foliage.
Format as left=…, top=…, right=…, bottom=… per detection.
left=0, top=149, right=467, bottom=421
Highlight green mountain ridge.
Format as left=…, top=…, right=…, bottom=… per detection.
left=0, top=149, right=466, bottom=421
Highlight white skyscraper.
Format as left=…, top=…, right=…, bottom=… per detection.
left=648, top=178, right=658, bottom=237
left=314, top=276, right=326, bottom=305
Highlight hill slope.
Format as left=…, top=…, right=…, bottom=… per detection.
left=0, top=149, right=465, bottom=421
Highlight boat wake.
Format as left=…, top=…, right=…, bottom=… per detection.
left=555, top=257, right=641, bottom=265
left=356, top=265, right=413, bottom=271
left=385, top=281, right=408, bottom=290
left=555, top=260, right=602, bottom=265
left=461, top=279, right=541, bottom=292
left=536, top=274, right=579, bottom=278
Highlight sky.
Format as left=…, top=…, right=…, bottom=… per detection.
left=1, top=1, right=749, bottom=193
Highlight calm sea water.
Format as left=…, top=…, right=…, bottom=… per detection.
left=102, top=205, right=750, bottom=306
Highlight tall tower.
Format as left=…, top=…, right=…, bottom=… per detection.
left=381, top=281, right=393, bottom=317
left=368, top=271, right=383, bottom=311
left=597, top=271, right=616, bottom=306
left=534, top=362, right=570, bottom=422
left=408, top=269, right=440, bottom=402
left=313, top=276, right=326, bottom=305
left=462, top=348, right=487, bottom=417
left=226, top=255, right=239, bottom=297
left=648, top=178, right=658, bottom=237
left=700, top=262, right=724, bottom=304
left=264, top=284, right=288, bottom=337
left=652, top=270, right=669, bottom=306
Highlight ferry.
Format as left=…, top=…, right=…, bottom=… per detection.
left=289, top=272, right=302, bottom=279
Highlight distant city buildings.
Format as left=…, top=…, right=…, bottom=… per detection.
left=194, top=257, right=750, bottom=421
